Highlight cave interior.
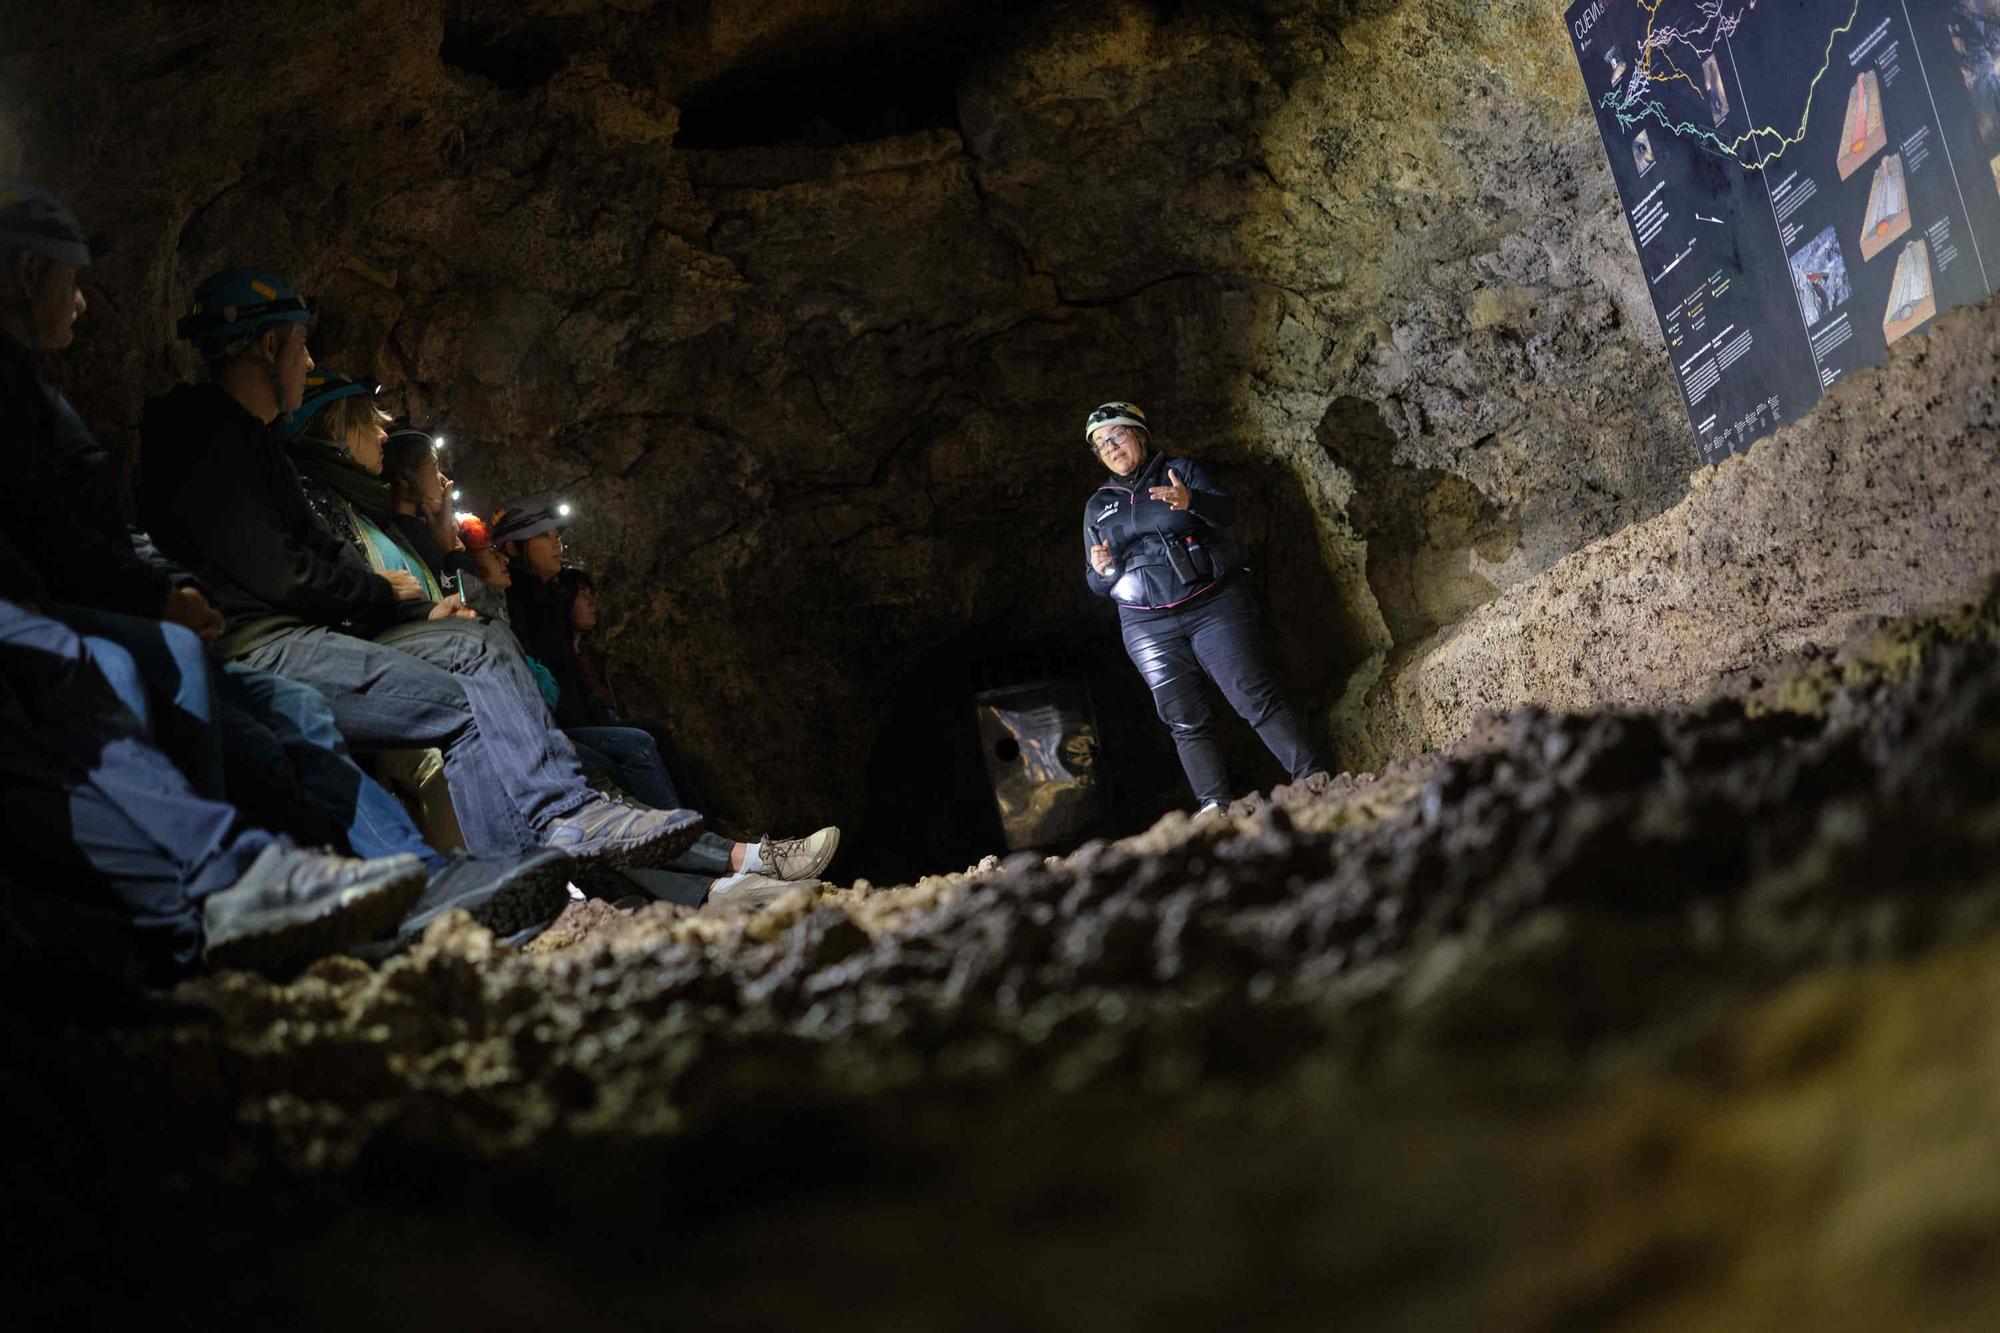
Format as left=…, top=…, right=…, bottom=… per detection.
left=5, top=0, right=2000, bottom=1326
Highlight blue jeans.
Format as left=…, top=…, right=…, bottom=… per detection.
left=569, top=724, right=732, bottom=902
left=568, top=724, right=681, bottom=809
left=0, top=601, right=278, bottom=968
left=237, top=618, right=597, bottom=855
left=217, top=663, right=443, bottom=874
left=57, top=604, right=224, bottom=796
left=53, top=606, right=442, bottom=874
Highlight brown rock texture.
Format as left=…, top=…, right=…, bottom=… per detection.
left=1342, top=294, right=2000, bottom=768
left=9, top=587, right=2000, bottom=1326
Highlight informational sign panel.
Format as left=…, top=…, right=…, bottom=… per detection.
left=1566, top=0, right=2000, bottom=463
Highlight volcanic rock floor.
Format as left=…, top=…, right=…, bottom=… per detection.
left=9, top=588, right=2000, bottom=1329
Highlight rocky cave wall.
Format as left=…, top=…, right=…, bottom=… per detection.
left=10, top=0, right=1986, bottom=862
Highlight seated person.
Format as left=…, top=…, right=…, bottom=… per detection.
left=380, top=425, right=476, bottom=587
left=453, top=512, right=513, bottom=625
left=136, top=269, right=702, bottom=871
left=468, top=501, right=842, bottom=904
left=0, top=188, right=572, bottom=941
left=0, top=589, right=424, bottom=974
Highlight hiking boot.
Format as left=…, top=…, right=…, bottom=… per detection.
left=398, top=848, right=574, bottom=941
left=542, top=799, right=704, bottom=870
left=704, top=871, right=801, bottom=914
left=758, top=825, right=841, bottom=882
left=201, top=844, right=427, bottom=971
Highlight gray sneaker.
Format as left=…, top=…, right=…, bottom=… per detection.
left=398, top=848, right=574, bottom=941
left=201, top=844, right=427, bottom=971
left=542, top=800, right=704, bottom=870
left=759, top=825, right=841, bottom=881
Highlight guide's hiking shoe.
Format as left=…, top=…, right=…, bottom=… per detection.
left=542, top=799, right=704, bottom=870
left=759, top=826, right=841, bottom=882
left=201, top=845, right=426, bottom=971
left=704, top=872, right=801, bottom=914
left=397, top=848, right=573, bottom=941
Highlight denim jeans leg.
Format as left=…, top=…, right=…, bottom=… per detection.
left=565, top=724, right=682, bottom=809
left=371, top=618, right=596, bottom=832
left=234, top=625, right=529, bottom=853
left=55, top=605, right=225, bottom=796
left=0, top=602, right=275, bottom=968
left=217, top=662, right=444, bottom=873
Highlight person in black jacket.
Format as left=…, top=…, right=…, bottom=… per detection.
left=138, top=268, right=702, bottom=872
left=0, top=191, right=574, bottom=936
left=1081, top=400, right=1325, bottom=812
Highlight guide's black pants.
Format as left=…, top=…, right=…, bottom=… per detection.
left=1118, top=578, right=1324, bottom=808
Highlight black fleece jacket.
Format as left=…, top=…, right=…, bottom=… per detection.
left=0, top=330, right=179, bottom=619
left=137, top=383, right=430, bottom=642
left=1082, top=450, right=1238, bottom=611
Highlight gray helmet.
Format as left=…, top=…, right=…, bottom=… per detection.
left=1084, top=401, right=1149, bottom=447
left=0, top=181, right=101, bottom=267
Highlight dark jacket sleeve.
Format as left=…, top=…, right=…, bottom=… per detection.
left=1083, top=497, right=1117, bottom=598
left=158, top=435, right=401, bottom=628
left=0, top=376, right=176, bottom=619
left=391, top=512, right=477, bottom=581
left=1172, top=457, right=1237, bottom=529
left=0, top=526, right=51, bottom=609
left=0, top=482, right=174, bottom=619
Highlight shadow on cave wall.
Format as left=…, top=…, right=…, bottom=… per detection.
left=1319, top=394, right=1516, bottom=647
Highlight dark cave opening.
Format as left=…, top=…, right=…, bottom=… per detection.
left=440, top=19, right=568, bottom=94
left=851, top=623, right=1185, bottom=886
left=672, top=6, right=1042, bottom=150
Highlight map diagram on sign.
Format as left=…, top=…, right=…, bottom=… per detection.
left=1567, top=0, right=2000, bottom=463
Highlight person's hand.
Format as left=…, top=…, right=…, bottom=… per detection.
left=426, top=593, right=478, bottom=621
left=381, top=570, right=426, bottom=601
left=1090, top=541, right=1116, bottom=577
left=1148, top=468, right=1191, bottom=512
left=161, top=585, right=224, bottom=641
left=424, top=495, right=462, bottom=553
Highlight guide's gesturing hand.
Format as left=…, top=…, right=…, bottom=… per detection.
left=1148, top=469, right=1191, bottom=512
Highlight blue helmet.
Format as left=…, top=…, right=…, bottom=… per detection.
left=176, top=268, right=315, bottom=354
left=0, top=181, right=102, bottom=267
left=276, top=368, right=380, bottom=442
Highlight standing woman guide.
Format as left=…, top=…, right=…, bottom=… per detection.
left=1081, top=401, right=1326, bottom=812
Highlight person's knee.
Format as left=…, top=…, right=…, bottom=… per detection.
left=1155, top=688, right=1212, bottom=735
left=155, top=621, right=215, bottom=715
left=83, top=636, right=151, bottom=728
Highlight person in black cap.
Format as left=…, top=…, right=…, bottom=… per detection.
left=138, top=269, right=705, bottom=874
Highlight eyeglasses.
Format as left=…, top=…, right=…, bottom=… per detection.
left=1092, top=426, right=1140, bottom=454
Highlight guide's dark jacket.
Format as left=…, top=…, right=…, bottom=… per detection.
left=1082, top=450, right=1240, bottom=612
left=138, top=383, right=433, bottom=655
left=0, top=329, right=191, bottom=618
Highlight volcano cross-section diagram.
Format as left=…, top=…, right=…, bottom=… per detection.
left=1859, top=152, right=1910, bottom=261
left=1838, top=69, right=1887, bottom=180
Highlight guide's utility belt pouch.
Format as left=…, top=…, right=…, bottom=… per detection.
left=1162, top=534, right=1209, bottom=585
